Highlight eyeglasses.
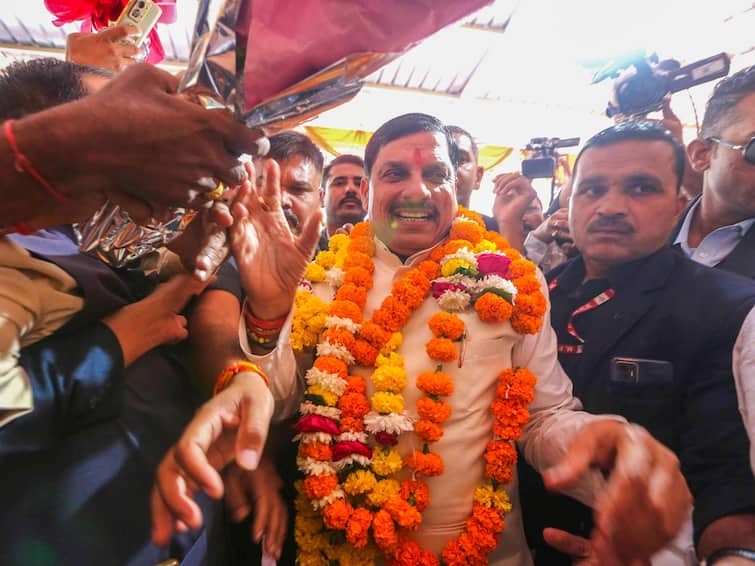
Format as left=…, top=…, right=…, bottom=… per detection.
left=707, top=136, right=755, bottom=165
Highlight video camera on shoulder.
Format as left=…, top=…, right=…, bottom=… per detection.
left=521, top=137, right=580, bottom=179
left=592, top=51, right=731, bottom=119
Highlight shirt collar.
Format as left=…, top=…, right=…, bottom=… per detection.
left=675, top=198, right=755, bottom=252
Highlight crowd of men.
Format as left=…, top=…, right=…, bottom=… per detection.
left=0, top=24, right=753, bottom=566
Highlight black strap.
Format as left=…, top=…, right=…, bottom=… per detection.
left=705, top=547, right=755, bottom=565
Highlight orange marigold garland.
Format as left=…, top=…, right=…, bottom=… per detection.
left=292, top=212, right=541, bottom=564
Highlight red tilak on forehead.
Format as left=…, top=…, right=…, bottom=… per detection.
left=413, top=147, right=422, bottom=165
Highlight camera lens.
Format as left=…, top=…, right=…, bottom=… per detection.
left=132, top=8, right=141, bottom=17
left=138, top=1, right=145, bottom=6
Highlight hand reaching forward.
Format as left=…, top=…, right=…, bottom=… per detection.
left=544, top=528, right=652, bottom=566
left=492, top=172, right=538, bottom=251
left=66, top=25, right=141, bottom=72
left=230, top=160, right=322, bottom=320
left=151, top=370, right=274, bottom=546
left=543, top=421, right=692, bottom=565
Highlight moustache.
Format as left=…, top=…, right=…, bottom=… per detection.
left=338, top=194, right=363, bottom=207
left=587, top=217, right=634, bottom=234
left=284, top=208, right=301, bottom=233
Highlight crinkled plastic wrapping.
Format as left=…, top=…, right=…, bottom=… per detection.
left=77, top=0, right=491, bottom=267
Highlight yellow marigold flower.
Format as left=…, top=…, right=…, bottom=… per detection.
left=367, top=478, right=401, bottom=506
left=474, top=239, right=498, bottom=253
left=371, top=365, right=407, bottom=392
left=306, top=384, right=338, bottom=407
left=296, top=514, right=324, bottom=534
left=328, top=233, right=349, bottom=254
left=304, top=262, right=326, bottom=282
left=343, top=469, right=377, bottom=496
left=441, top=258, right=472, bottom=277
left=334, top=249, right=348, bottom=269
left=383, top=332, right=403, bottom=353
left=473, top=484, right=512, bottom=514
left=376, top=351, right=405, bottom=367
left=372, top=448, right=404, bottom=476
left=297, top=551, right=327, bottom=566
left=309, top=313, right=327, bottom=333
left=337, top=544, right=379, bottom=566
left=371, top=391, right=404, bottom=414
left=315, top=250, right=337, bottom=269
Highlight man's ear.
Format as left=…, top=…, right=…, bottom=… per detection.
left=687, top=138, right=713, bottom=174
left=474, top=165, right=484, bottom=191
left=319, top=187, right=324, bottom=207
left=359, top=176, right=370, bottom=213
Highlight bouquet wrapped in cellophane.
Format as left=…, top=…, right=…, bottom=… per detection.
left=76, top=0, right=492, bottom=267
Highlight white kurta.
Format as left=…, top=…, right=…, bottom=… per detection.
left=242, top=238, right=616, bottom=566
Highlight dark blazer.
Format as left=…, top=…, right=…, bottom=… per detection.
left=520, top=247, right=755, bottom=563
left=670, top=195, right=755, bottom=279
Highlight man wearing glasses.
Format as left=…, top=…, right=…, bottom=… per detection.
left=676, top=64, right=755, bottom=279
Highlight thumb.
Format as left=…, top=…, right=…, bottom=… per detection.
left=661, top=98, right=679, bottom=122
left=234, top=375, right=274, bottom=470
left=542, top=432, right=600, bottom=491
left=297, top=208, right=324, bottom=259
left=98, top=23, right=140, bottom=42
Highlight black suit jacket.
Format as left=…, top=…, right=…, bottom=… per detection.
left=670, top=195, right=755, bottom=279
left=519, top=247, right=755, bottom=562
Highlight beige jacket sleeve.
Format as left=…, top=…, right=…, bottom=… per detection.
left=0, top=237, right=83, bottom=426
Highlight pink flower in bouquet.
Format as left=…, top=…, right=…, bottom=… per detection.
left=374, top=431, right=398, bottom=446
left=332, top=440, right=373, bottom=461
left=432, top=281, right=466, bottom=299
left=294, top=414, right=340, bottom=435
left=477, top=253, right=512, bottom=277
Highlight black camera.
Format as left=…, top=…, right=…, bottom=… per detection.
left=521, top=137, right=580, bottom=179
left=593, top=51, right=731, bottom=119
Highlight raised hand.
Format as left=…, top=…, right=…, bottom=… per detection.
left=230, top=160, right=322, bottom=320
left=544, top=421, right=692, bottom=565
left=532, top=207, right=570, bottom=245
left=65, top=25, right=141, bottom=72
left=492, top=172, right=538, bottom=251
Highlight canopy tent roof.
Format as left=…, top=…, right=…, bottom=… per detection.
left=1, top=0, right=754, bottom=209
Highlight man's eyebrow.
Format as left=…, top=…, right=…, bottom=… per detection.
left=624, top=173, right=662, bottom=185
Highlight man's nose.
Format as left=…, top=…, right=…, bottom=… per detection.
left=596, top=188, right=628, bottom=216
left=401, top=173, right=432, bottom=201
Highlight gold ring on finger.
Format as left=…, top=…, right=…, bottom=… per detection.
left=203, top=182, right=226, bottom=201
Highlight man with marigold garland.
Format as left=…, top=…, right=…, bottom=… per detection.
left=518, top=121, right=755, bottom=566
left=152, top=113, right=693, bottom=566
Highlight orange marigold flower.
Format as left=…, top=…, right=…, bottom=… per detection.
left=474, top=292, right=513, bottom=323
left=510, top=311, right=542, bottom=335
left=338, top=391, right=370, bottom=418
left=450, top=221, right=483, bottom=244
left=441, top=539, right=465, bottom=566
left=466, top=521, right=499, bottom=555
left=359, top=320, right=390, bottom=350
left=429, top=245, right=446, bottom=262
left=373, top=297, right=412, bottom=332
left=484, top=440, right=517, bottom=484
left=345, top=507, right=373, bottom=548
left=340, top=416, right=365, bottom=433
left=514, top=292, right=547, bottom=317
left=405, top=450, right=444, bottom=477
left=417, top=549, right=439, bottom=566
left=343, top=251, right=375, bottom=273
left=321, top=328, right=356, bottom=350
left=503, top=247, right=522, bottom=261
left=372, top=509, right=398, bottom=552
left=350, top=221, right=372, bottom=239
left=352, top=339, right=379, bottom=366
left=322, top=498, right=352, bottom=530
left=313, top=356, right=348, bottom=378
left=425, top=337, right=458, bottom=362
left=428, top=312, right=465, bottom=340
left=345, top=375, right=367, bottom=394
left=415, top=420, right=444, bottom=442
left=399, top=479, right=430, bottom=511
left=444, top=239, right=475, bottom=255
left=391, top=535, right=423, bottom=565
left=496, top=367, right=537, bottom=404
left=470, top=502, right=505, bottom=534
left=300, top=442, right=333, bottom=461
left=384, top=497, right=422, bottom=530
left=511, top=275, right=540, bottom=294
left=417, top=260, right=441, bottom=280
left=343, top=266, right=374, bottom=290
left=403, top=267, right=432, bottom=291
left=456, top=532, right=487, bottom=564
left=336, top=283, right=368, bottom=309
left=348, top=236, right=375, bottom=256
left=484, top=231, right=510, bottom=251
left=328, top=299, right=363, bottom=323
left=507, top=258, right=536, bottom=279
left=492, top=407, right=530, bottom=441
left=458, top=207, right=485, bottom=226
left=416, top=397, right=452, bottom=423
left=303, top=474, right=338, bottom=500
left=392, top=279, right=426, bottom=309
left=416, top=371, right=454, bottom=397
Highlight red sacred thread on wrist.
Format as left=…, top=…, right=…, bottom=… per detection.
left=5, top=120, right=68, bottom=202
left=243, top=302, right=289, bottom=330
left=214, top=361, right=270, bottom=396
left=12, top=222, right=33, bottom=235
left=243, top=302, right=289, bottom=347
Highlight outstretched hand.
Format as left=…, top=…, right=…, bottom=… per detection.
left=230, top=160, right=322, bottom=320
left=543, top=421, right=691, bottom=565
left=151, top=370, right=274, bottom=546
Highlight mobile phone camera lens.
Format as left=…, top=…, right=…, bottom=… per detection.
left=138, top=1, right=145, bottom=7
left=132, top=8, right=141, bottom=17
